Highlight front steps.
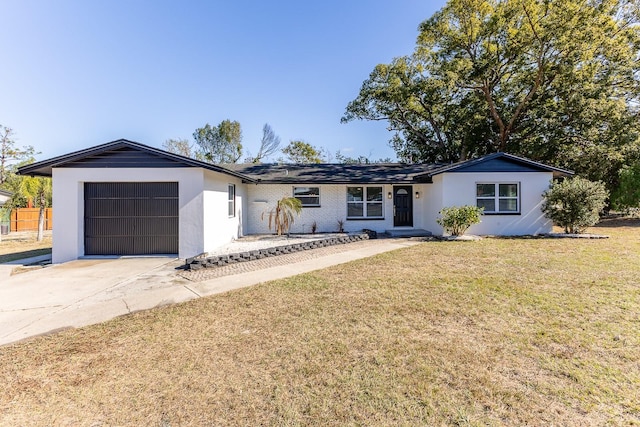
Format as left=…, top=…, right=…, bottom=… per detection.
left=385, top=228, right=432, bottom=238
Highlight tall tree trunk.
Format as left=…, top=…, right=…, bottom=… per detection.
left=37, top=205, right=44, bottom=242
left=37, top=188, right=45, bottom=242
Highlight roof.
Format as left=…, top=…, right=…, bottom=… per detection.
left=226, top=163, right=445, bottom=184
left=17, top=139, right=257, bottom=183
left=230, top=152, right=572, bottom=183
left=421, top=152, right=573, bottom=179
left=17, top=141, right=573, bottom=184
left=0, top=189, right=12, bottom=197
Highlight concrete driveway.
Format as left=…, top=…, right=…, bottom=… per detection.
left=0, top=257, right=195, bottom=346
left=0, top=238, right=421, bottom=347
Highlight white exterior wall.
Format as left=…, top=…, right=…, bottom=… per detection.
left=51, top=167, right=206, bottom=263
left=50, top=165, right=553, bottom=263
left=421, top=179, right=443, bottom=234
left=202, top=170, right=246, bottom=253
left=435, top=171, right=553, bottom=235
left=245, top=183, right=432, bottom=235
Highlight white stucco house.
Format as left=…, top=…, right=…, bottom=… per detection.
left=18, top=139, right=572, bottom=263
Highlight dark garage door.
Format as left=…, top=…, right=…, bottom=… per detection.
left=84, top=182, right=178, bottom=255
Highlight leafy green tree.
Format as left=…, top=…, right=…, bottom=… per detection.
left=281, top=140, right=326, bottom=164
left=0, top=126, right=35, bottom=185
left=193, top=120, right=243, bottom=164
left=19, top=175, right=52, bottom=241
left=342, top=56, right=490, bottom=163
left=611, top=163, right=640, bottom=212
left=343, top=0, right=640, bottom=187
left=246, top=123, right=281, bottom=163
left=542, top=177, right=608, bottom=234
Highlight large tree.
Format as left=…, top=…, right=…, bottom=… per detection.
left=0, top=126, right=35, bottom=185
left=193, top=119, right=243, bottom=164
left=343, top=0, right=640, bottom=190
left=20, top=175, right=52, bottom=242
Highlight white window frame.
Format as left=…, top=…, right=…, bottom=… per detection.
left=476, top=182, right=520, bottom=214
left=228, top=184, right=235, bottom=217
left=347, top=186, right=384, bottom=219
left=293, top=186, right=320, bottom=207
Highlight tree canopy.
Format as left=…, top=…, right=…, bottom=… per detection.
left=281, top=140, right=326, bottom=163
left=193, top=120, right=243, bottom=164
left=0, top=126, right=35, bottom=185
left=343, top=0, right=640, bottom=192
left=335, top=151, right=393, bottom=164
left=162, top=138, right=196, bottom=159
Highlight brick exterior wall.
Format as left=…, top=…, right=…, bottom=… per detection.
left=245, top=183, right=431, bottom=235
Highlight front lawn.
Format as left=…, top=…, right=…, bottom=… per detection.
left=0, top=231, right=52, bottom=263
left=1, top=220, right=638, bottom=425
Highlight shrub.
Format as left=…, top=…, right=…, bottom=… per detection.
left=437, top=205, right=483, bottom=236
left=542, top=177, right=608, bottom=234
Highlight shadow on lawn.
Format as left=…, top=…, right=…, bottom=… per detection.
left=0, top=248, right=52, bottom=264
left=592, top=216, right=640, bottom=228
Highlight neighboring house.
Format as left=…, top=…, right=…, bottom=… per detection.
left=18, top=139, right=572, bottom=263
left=0, top=189, right=11, bottom=207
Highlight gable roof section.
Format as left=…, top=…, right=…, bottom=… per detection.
left=17, top=139, right=256, bottom=182
left=421, top=152, right=573, bottom=179
left=226, top=163, right=445, bottom=184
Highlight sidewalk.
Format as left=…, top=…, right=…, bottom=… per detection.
left=0, top=238, right=422, bottom=346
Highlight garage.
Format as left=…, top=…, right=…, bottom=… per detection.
left=84, top=182, right=178, bottom=255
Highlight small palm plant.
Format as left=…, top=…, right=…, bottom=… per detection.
left=262, top=196, right=303, bottom=235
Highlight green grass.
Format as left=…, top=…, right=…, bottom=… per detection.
left=0, top=219, right=638, bottom=426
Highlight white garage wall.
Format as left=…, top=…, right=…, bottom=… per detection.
left=51, top=167, right=205, bottom=263
left=436, top=171, right=553, bottom=235
left=202, top=171, right=246, bottom=253
left=245, top=183, right=433, bottom=235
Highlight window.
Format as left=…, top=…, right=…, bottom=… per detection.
left=476, top=183, right=519, bottom=214
left=228, top=184, right=235, bottom=217
left=293, top=187, right=320, bottom=207
left=347, top=186, right=383, bottom=219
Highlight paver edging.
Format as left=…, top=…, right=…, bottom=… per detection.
left=186, top=233, right=370, bottom=271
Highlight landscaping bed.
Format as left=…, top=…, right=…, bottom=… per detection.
left=186, top=233, right=369, bottom=270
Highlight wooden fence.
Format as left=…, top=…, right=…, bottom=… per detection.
left=9, top=208, right=53, bottom=232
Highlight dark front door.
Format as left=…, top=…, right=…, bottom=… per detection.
left=84, top=182, right=179, bottom=255
left=393, top=186, right=413, bottom=227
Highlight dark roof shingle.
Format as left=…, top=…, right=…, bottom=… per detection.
left=226, top=163, right=445, bottom=184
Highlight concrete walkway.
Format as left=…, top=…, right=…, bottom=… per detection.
left=0, top=238, right=421, bottom=347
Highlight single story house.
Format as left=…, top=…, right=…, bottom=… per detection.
left=19, top=139, right=572, bottom=263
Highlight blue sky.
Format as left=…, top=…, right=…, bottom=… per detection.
left=1, top=1, right=446, bottom=162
